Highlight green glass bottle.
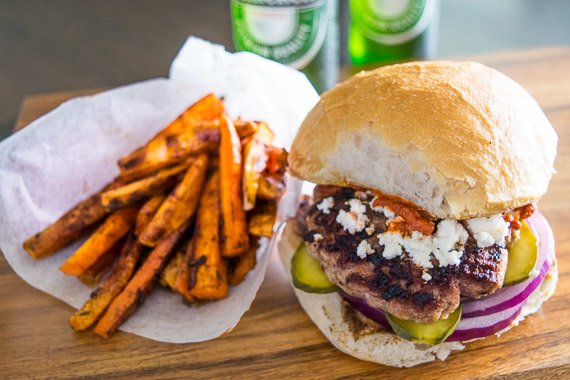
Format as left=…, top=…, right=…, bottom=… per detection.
left=231, top=0, right=339, bottom=93
left=349, top=0, right=439, bottom=66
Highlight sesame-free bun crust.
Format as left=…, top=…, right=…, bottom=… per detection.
left=289, top=61, right=558, bottom=219
left=278, top=222, right=558, bottom=368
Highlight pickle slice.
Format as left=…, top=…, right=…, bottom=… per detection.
left=291, top=242, right=338, bottom=293
left=504, top=221, right=539, bottom=286
left=386, top=306, right=462, bottom=345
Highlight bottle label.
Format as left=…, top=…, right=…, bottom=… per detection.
left=231, top=0, right=327, bottom=69
left=351, top=0, right=436, bottom=45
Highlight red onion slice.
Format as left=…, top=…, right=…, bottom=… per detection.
left=446, top=305, right=522, bottom=342
left=462, top=212, right=554, bottom=318
left=340, top=291, right=391, bottom=330
left=462, top=259, right=550, bottom=318
left=342, top=292, right=525, bottom=343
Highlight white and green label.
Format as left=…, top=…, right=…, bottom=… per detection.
left=231, top=0, right=327, bottom=69
left=351, top=0, right=436, bottom=45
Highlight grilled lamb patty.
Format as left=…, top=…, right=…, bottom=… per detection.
left=302, top=185, right=508, bottom=323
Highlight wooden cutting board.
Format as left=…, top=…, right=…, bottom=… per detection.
left=2, top=47, right=570, bottom=379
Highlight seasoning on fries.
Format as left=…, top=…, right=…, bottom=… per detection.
left=70, top=234, right=143, bottom=332
left=138, top=155, right=208, bottom=247
left=135, top=194, right=167, bottom=237
left=60, top=207, right=137, bottom=276
left=22, top=93, right=288, bottom=338
left=93, top=223, right=189, bottom=339
left=186, top=170, right=228, bottom=300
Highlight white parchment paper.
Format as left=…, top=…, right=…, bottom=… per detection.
left=0, top=37, right=318, bottom=343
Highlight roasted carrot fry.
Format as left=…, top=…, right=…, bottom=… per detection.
left=185, top=171, right=228, bottom=300
left=191, top=120, right=257, bottom=141
left=78, top=237, right=124, bottom=286
left=153, top=94, right=225, bottom=140
left=118, top=131, right=217, bottom=181
left=135, top=194, right=166, bottom=236
left=255, top=122, right=275, bottom=144
left=101, top=164, right=187, bottom=211
left=173, top=238, right=195, bottom=301
left=248, top=202, right=277, bottom=238
left=22, top=177, right=124, bottom=259
left=220, top=116, right=249, bottom=257
left=242, top=124, right=275, bottom=211
left=178, top=118, right=257, bottom=138
left=155, top=116, right=185, bottom=141
left=60, top=208, right=137, bottom=276
left=229, top=237, right=259, bottom=286
left=118, top=120, right=258, bottom=183
left=234, top=119, right=259, bottom=140
left=92, top=223, right=188, bottom=338
left=257, top=175, right=285, bottom=201
left=242, top=139, right=266, bottom=211
left=139, top=155, right=208, bottom=247
left=69, top=234, right=144, bottom=332
left=181, top=94, right=225, bottom=125
left=160, top=250, right=185, bottom=290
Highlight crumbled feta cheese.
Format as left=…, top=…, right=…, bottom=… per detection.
left=432, top=220, right=469, bottom=266
left=433, top=220, right=469, bottom=252
left=402, top=231, right=434, bottom=268
left=336, top=210, right=361, bottom=234
left=354, top=191, right=367, bottom=200
left=378, top=231, right=404, bottom=259
left=473, top=232, right=494, bottom=248
left=422, top=272, right=432, bottom=282
left=381, top=207, right=396, bottom=220
left=434, top=249, right=463, bottom=267
left=377, top=231, right=434, bottom=268
left=347, top=198, right=367, bottom=215
left=317, top=197, right=334, bottom=214
left=356, top=240, right=375, bottom=259
left=377, top=220, right=469, bottom=269
left=370, top=196, right=396, bottom=224
left=366, top=226, right=375, bottom=235
left=467, top=215, right=510, bottom=248
left=336, top=199, right=369, bottom=234
left=313, top=233, right=323, bottom=242
left=373, top=210, right=509, bottom=270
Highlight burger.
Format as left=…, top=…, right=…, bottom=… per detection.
left=278, top=61, right=558, bottom=367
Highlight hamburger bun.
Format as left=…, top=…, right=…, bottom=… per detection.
left=289, top=61, right=558, bottom=219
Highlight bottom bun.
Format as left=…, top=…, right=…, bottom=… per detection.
left=277, top=222, right=558, bottom=368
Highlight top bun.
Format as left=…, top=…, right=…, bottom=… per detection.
left=289, top=61, right=558, bottom=220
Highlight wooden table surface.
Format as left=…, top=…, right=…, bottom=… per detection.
left=2, top=47, right=570, bottom=379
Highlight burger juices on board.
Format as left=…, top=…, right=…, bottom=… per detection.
left=279, top=61, right=558, bottom=367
